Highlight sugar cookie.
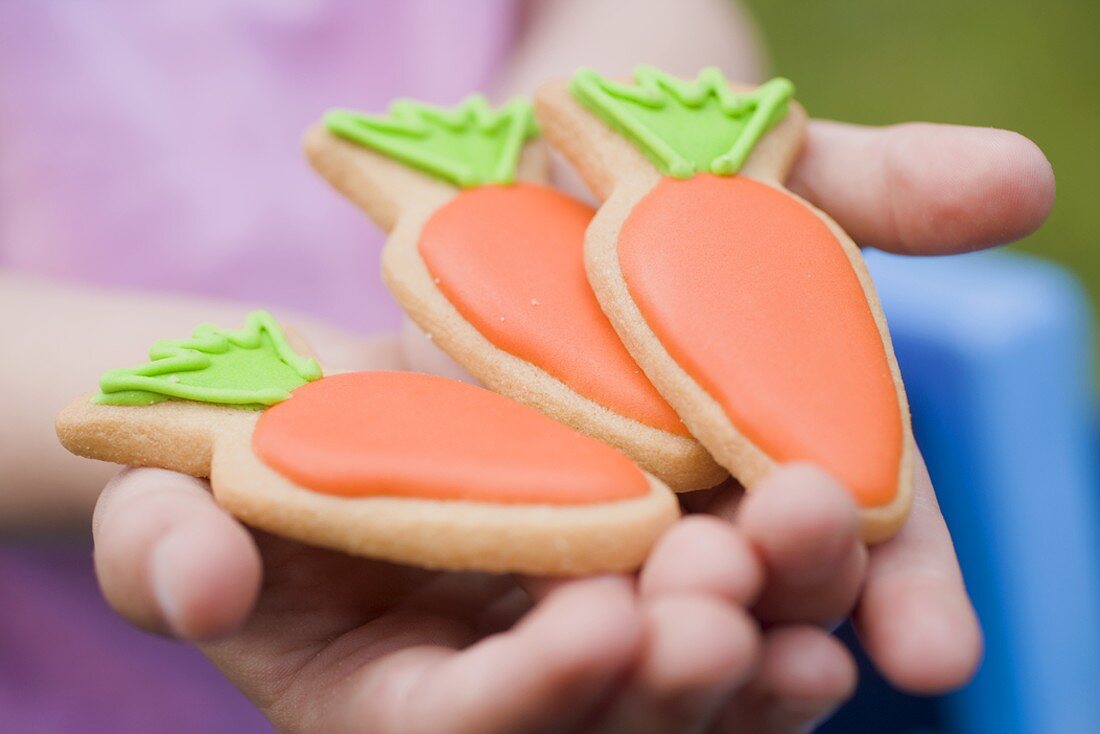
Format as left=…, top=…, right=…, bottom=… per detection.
left=535, top=68, right=914, bottom=542
left=56, top=311, right=679, bottom=574
left=304, top=95, right=725, bottom=492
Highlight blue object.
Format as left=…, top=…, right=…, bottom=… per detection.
left=822, top=250, right=1100, bottom=733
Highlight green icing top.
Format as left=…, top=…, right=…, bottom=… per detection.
left=95, top=310, right=322, bottom=408
left=324, top=94, right=538, bottom=188
left=569, top=67, right=794, bottom=178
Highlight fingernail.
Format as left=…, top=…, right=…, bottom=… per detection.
left=151, top=532, right=188, bottom=636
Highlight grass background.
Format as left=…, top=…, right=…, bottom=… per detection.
left=743, top=0, right=1099, bottom=368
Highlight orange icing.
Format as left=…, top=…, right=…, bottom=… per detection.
left=418, top=183, right=688, bottom=437
left=252, top=372, right=650, bottom=504
left=618, top=175, right=902, bottom=506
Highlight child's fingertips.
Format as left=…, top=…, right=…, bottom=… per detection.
left=640, top=594, right=761, bottom=697
left=864, top=576, right=982, bottom=694
left=639, top=516, right=763, bottom=606
left=149, top=522, right=260, bottom=640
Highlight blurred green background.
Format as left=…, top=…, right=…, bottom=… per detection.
left=744, top=0, right=1099, bottom=371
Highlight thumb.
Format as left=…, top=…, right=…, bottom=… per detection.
left=93, top=467, right=261, bottom=640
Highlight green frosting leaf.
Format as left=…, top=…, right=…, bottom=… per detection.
left=569, top=67, right=794, bottom=178
left=324, top=94, right=538, bottom=188
left=95, top=310, right=322, bottom=408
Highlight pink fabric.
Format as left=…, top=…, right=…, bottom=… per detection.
left=0, top=3, right=521, bottom=731
left=0, top=543, right=270, bottom=733
left=0, top=0, right=520, bottom=333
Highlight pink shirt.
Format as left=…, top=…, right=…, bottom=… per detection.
left=0, top=0, right=520, bottom=333
left=0, top=4, right=522, bottom=732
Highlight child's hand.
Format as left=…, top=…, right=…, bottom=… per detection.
left=696, top=117, right=1055, bottom=719
left=96, top=466, right=854, bottom=733
left=84, top=321, right=858, bottom=733
left=88, top=118, right=1052, bottom=732
left=694, top=459, right=975, bottom=730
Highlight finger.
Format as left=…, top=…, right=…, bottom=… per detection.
left=788, top=120, right=1055, bottom=255
left=344, top=576, right=643, bottom=734
left=92, top=467, right=261, bottom=640
left=713, top=626, right=857, bottom=734
left=584, top=518, right=763, bottom=732
left=731, top=464, right=867, bottom=626
left=855, top=457, right=982, bottom=694
left=589, top=594, right=760, bottom=734
left=639, top=515, right=763, bottom=607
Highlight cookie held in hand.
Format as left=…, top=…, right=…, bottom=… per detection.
left=536, top=68, right=915, bottom=542
left=305, top=95, right=726, bottom=492
left=57, top=311, right=679, bottom=574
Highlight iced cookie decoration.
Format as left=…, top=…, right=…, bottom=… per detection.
left=304, top=95, right=725, bottom=491
left=56, top=312, right=679, bottom=574
left=94, top=310, right=322, bottom=408
left=535, top=68, right=914, bottom=541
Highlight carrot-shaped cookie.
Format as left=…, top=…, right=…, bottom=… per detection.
left=56, top=311, right=678, bottom=574
left=304, top=96, right=726, bottom=492
left=536, top=68, right=915, bottom=541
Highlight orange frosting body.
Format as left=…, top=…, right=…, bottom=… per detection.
left=252, top=372, right=650, bottom=504
left=418, top=183, right=688, bottom=436
left=618, top=175, right=902, bottom=506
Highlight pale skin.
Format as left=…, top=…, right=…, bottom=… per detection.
left=0, top=0, right=1056, bottom=731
